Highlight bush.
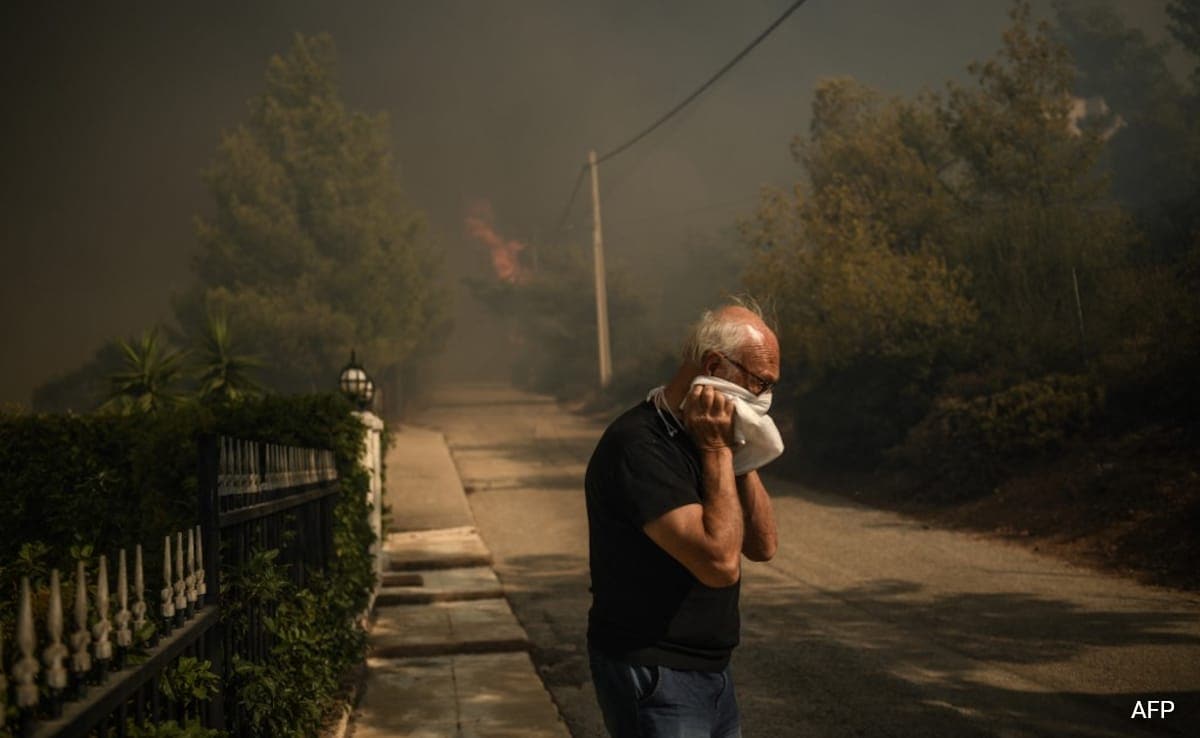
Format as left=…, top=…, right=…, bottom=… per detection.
left=893, top=374, right=1103, bottom=493
left=0, top=393, right=374, bottom=736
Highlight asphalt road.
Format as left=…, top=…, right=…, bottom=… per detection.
left=413, top=383, right=1200, bottom=737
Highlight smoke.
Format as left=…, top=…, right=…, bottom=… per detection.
left=465, top=199, right=530, bottom=284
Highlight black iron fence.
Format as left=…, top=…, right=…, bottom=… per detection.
left=1, top=435, right=339, bottom=737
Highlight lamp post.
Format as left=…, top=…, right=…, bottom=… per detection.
left=338, top=350, right=375, bottom=411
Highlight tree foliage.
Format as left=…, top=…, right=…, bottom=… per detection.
left=1168, top=0, right=1200, bottom=87
left=1053, top=0, right=1196, bottom=257
left=466, top=242, right=649, bottom=398
left=741, top=0, right=1189, bottom=465
left=185, top=33, right=445, bottom=394
left=941, top=1, right=1132, bottom=373
left=742, top=76, right=978, bottom=461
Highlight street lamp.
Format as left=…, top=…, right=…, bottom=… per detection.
left=338, top=350, right=375, bottom=411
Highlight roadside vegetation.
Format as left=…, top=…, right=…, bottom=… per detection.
left=479, top=1, right=1199, bottom=589
left=745, top=0, right=1199, bottom=589
left=33, top=33, right=445, bottom=415
left=5, top=33, right=412, bottom=733
left=0, top=393, right=376, bottom=736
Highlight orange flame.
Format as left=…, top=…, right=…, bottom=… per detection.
left=465, top=200, right=528, bottom=284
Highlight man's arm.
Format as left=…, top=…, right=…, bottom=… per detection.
left=738, top=470, right=777, bottom=561
left=643, top=386, right=744, bottom=588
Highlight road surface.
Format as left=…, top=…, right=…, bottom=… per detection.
left=411, top=383, right=1200, bottom=737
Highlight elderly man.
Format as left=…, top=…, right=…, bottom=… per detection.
left=585, top=302, right=782, bottom=738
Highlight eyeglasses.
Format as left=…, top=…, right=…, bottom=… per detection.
left=717, top=353, right=775, bottom=396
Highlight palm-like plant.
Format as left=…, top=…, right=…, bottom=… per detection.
left=195, top=312, right=263, bottom=402
left=100, top=328, right=188, bottom=414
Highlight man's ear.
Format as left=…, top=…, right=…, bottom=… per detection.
left=701, top=351, right=721, bottom=376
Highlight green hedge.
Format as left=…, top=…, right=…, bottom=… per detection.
left=0, top=394, right=375, bottom=736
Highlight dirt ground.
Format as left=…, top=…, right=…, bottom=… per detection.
left=800, top=425, right=1200, bottom=593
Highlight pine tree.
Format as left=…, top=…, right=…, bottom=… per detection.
left=185, top=33, right=445, bottom=393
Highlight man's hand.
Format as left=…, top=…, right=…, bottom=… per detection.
left=644, top=384, right=743, bottom=588
left=681, top=384, right=736, bottom=451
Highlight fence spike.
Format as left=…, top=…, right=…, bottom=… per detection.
left=70, top=560, right=92, bottom=678
left=218, top=436, right=227, bottom=492
left=116, top=549, right=132, bottom=649
left=44, top=570, right=68, bottom=690
left=93, top=556, right=113, bottom=665
left=133, top=544, right=147, bottom=640
left=195, top=524, right=207, bottom=603
left=186, top=528, right=198, bottom=609
left=161, top=536, right=175, bottom=622
left=233, top=439, right=242, bottom=493
left=243, top=440, right=252, bottom=492
left=174, top=532, right=187, bottom=621
left=252, top=440, right=261, bottom=493
left=265, top=443, right=273, bottom=490
left=15, top=578, right=40, bottom=708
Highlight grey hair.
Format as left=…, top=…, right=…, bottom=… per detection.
left=680, top=296, right=770, bottom=364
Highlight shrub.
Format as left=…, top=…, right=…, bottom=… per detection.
left=0, top=393, right=374, bottom=736
left=893, top=373, right=1103, bottom=493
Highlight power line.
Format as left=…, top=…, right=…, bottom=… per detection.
left=554, top=165, right=588, bottom=238
left=595, top=0, right=809, bottom=165
left=552, top=0, right=810, bottom=237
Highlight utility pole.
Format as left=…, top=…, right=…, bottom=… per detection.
left=589, top=150, right=613, bottom=389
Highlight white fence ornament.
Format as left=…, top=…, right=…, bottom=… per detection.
left=173, top=532, right=187, bottom=616
left=44, top=570, right=68, bottom=690
left=93, top=556, right=113, bottom=663
left=185, top=528, right=198, bottom=608
left=133, top=544, right=148, bottom=638
left=195, top=524, right=207, bottom=601
left=15, top=578, right=40, bottom=708
left=161, top=536, right=175, bottom=621
left=70, top=561, right=92, bottom=676
left=116, top=549, right=133, bottom=649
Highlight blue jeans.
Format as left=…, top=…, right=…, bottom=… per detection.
left=589, top=648, right=741, bottom=738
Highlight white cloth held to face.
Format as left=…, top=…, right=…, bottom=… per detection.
left=685, top=376, right=785, bottom=475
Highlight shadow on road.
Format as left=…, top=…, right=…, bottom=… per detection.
left=490, top=551, right=1199, bottom=737
left=738, top=577, right=1198, bottom=737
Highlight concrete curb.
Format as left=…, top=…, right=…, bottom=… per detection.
left=375, top=587, right=504, bottom=606
left=387, top=553, right=493, bottom=571
left=321, top=663, right=366, bottom=738
left=370, top=637, right=533, bottom=659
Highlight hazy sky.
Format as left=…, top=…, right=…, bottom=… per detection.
left=0, top=0, right=1173, bottom=404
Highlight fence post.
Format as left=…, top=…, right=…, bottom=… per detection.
left=196, top=434, right=225, bottom=730
left=353, top=411, right=385, bottom=612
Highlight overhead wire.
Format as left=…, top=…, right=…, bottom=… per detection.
left=552, top=0, right=810, bottom=237
left=553, top=164, right=588, bottom=237
left=594, top=0, right=810, bottom=166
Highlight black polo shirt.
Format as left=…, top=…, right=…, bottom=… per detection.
left=585, top=400, right=740, bottom=672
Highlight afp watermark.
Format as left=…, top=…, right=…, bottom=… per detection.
left=1130, top=700, right=1174, bottom=719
